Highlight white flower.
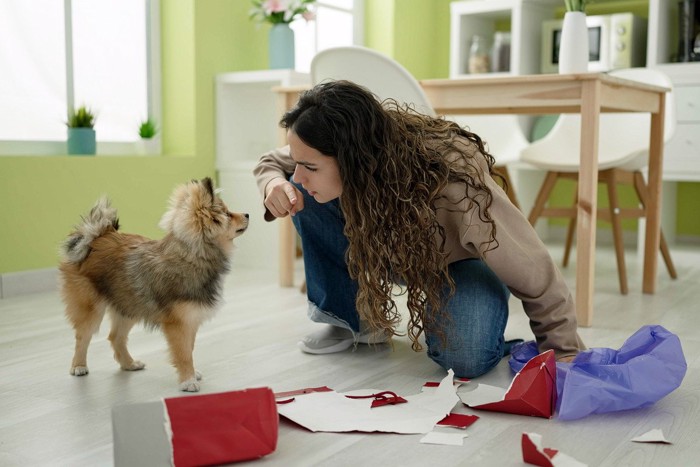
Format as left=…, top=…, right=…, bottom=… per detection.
left=249, top=0, right=316, bottom=25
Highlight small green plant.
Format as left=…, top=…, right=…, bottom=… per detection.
left=66, top=106, right=96, bottom=128
left=564, top=0, right=590, bottom=12
left=138, top=118, right=158, bottom=139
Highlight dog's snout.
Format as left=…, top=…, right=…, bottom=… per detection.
left=244, top=213, right=249, bottom=219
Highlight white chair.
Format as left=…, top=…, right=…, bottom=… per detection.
left=451, top=115, right=529, bottom=209
left=521, top=67, right=678, bottom=294
left=310, top=45, right=436, bottom=116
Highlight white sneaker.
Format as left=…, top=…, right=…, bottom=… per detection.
left=298, top=324, right=390, bottom=355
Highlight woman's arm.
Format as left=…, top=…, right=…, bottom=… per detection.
left=253, top=145, right=303, bottom=220
left=465, top=178, right=586, bottom=359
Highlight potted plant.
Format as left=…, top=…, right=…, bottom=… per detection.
left=559, top=0, right=592, bottom=74
left=249, top=0, right=316, bottom=69
left=137, top=117, right=159, bottom=154
left=66, top=106, right=97, bottom=155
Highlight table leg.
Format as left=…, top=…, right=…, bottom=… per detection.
left=575, top=80, right=602, bottom=327
left=279, top=216, right=296, bottom=287
left=275, top=88, right=301, bottom=288
left=643, top=93, right=666, bottom=293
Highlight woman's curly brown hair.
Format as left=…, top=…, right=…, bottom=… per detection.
left=281, top=80, right=502, bottom=351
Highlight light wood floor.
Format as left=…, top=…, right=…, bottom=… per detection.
left=1, top=241, right=699, bottom=466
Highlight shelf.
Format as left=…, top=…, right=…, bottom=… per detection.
left=450, top=0, right=560, bottom=78
left=215, top=70, right=310, bottom=171
left=449, top=0, right=700, bottom=182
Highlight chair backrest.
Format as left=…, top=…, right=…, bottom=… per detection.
left=310, top=46, right=436, bottom=116
left=520, top=67, right=676, bottom=172
left=311, top=46, right=529, bottom=167
left=451, top=115, right=531, bottom=166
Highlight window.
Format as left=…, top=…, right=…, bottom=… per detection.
left=292, top=0, right=364, bottom=73
left=0, top=0, right=160, bottom=155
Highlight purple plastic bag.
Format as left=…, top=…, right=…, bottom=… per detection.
left=508, top=325, right=687, bottom=420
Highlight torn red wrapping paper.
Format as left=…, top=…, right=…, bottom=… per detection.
left=460, top=350, right=557, bottom=418
left=165, top=387, right=278, bottom=467
left=274, top=370, right=460, bottom=433
left=522, top=433, right=586, bottom=467
left=436, top=413, right=479, bottom=429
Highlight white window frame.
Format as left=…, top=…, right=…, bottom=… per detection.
left=293, top=0, right=364, bottom=73
left=0, top=0, right=161, bottom=156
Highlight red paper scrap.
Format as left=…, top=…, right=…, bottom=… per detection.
left=345, top=391, right=408, bottom=408
left=436, top=413, right=479, bottom=429
left=522, top=432, right=586, bottom=467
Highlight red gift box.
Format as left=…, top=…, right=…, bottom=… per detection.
left=112, top=387, right=278, bottom=466
left=464, top=350, right=557, bottom=418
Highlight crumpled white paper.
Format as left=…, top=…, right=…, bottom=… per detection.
left=276, top=370, right=460, bottom=434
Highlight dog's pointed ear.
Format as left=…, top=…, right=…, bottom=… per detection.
left=201, top=177, right=215, bottom=200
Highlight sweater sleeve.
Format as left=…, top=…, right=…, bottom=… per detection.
left=449, top=152, right=586, bottom=359
left=252, top=145, right=296, bottom=221
left=479, top=183, right=586, bottom=358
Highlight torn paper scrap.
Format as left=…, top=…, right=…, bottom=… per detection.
left=436, top=413, right=479, bottom=429
left=459, top=383, right=506, bottom=406
left=522, top=432, right=587, bottom=467
left=275, top=370, right=460, bottom=434
left=631, top=429, right=672, bottom=444
left=459, top=350, right=556, bottom=418
left=419, top=431, right=468, bottom=446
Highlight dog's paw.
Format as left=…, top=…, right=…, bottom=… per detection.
left=70, top=366, right=89, bottom=376
left=121, top=360, right=146, bottom=371
left=179, top=378, right=201, bottom=392
left=195, top=370, right=202, bottom=381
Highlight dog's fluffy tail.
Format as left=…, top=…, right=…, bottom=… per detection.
left=61, top=197, right=119, bottom=264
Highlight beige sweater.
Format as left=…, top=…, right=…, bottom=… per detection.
left=253, top=142, right=585, bottom=359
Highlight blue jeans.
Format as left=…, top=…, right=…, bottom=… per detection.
left=290, top=181, right=511, bottom=378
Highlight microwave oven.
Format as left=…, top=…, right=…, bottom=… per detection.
left=541, top=13, right=647, bottom=73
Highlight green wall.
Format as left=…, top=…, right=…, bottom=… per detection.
left=0, top=0, right=698, bottom=275
left=365, top=0, right=452, bottom=79
left=0, top=0, right=264, bottom=274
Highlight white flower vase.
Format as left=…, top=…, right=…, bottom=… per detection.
left=269, top=23, right=295, bottom=69
left=558, top=11, right=589, bottom=74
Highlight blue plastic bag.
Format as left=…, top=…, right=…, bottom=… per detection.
left=509, top=325, right=687, bottom=420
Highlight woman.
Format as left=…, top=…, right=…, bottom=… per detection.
left=254, top=80, right=584, bottom=378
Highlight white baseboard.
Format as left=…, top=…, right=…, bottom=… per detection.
left=0, top=268, right=59, bottom=299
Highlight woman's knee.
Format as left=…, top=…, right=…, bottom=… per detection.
left=427, top=342, right=503, bottom=378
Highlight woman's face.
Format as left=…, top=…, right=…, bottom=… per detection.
left=289, top=129, right=343, bottom=203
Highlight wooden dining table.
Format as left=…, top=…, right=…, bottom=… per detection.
left=272, top=72, right=670, bottom=328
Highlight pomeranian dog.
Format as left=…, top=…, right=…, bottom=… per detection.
left=59, top=177, right=248, bottom=392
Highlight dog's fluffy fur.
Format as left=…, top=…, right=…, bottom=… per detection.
left=59, top=177, right=248, bottom=392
